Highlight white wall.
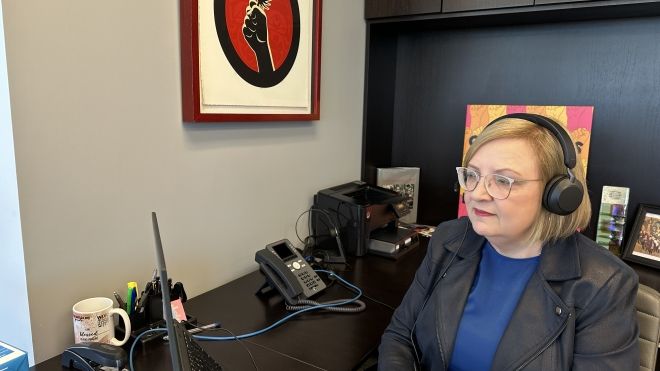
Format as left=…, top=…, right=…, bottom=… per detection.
left=0, top=1, right=34, bottom=365
left=3, top=0, right=365, bottom=363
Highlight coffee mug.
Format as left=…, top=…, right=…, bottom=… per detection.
left=72, top=297, right=131, bottom=346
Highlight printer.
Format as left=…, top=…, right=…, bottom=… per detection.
left=311, top=181, right=418, bottom=259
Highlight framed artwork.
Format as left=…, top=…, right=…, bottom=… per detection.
left=622, top=204, right=660, bottom=269
left=457, top=104, right=594, bottom=217
left=180, top=0, right=322, bottom=122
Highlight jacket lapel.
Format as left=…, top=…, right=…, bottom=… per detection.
left=490, top=271, right=571, bottom=370
left=435, top=225, right=484, bottom=367
left=490, top=235, right=581, bottom=370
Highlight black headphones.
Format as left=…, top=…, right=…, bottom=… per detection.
left=303, top=208, right=346, bottom=264
left=486, top=113, right=584, bottom=215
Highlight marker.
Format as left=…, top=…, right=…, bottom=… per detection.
left=126, top=282, right=138, bottom=315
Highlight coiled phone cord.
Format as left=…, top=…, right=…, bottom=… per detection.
left=284, top=269, right=366, bottom=312
left=286, top=298, right=366, bottom=312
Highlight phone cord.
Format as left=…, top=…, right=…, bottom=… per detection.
left=286, top=299, right=366, bottom=313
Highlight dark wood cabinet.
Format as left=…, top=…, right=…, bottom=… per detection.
left=443, top=0, right=532, bottom=12
left=365, top=0, right=441, bottom=19
left=534, top=0, right=595, bottom=4
left=362, top=0, right=660, bottom=293
left=365, top=0, right=660, bottom=23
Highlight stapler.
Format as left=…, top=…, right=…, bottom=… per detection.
left=61, top=342, right=127, bottom=371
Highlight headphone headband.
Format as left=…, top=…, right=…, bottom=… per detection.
left=487, top=113, right=577, bottom=169
left=485, top=112, right=583, bottom=215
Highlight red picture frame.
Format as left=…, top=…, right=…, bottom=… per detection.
left=180, top=0, right=322, bottom=122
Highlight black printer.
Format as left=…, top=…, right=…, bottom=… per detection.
left=311, top=181, right=410, bottom=258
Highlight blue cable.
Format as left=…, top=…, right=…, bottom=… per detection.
left=129, top=328, right=167, bottom=371
left=195, top=269, right=362, bottom=341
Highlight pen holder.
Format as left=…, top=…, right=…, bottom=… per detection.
left=115, top=314, right=197, bottom=348
left=129, top=310, right=148, bottom=331
left=115, top=280, right=191, bottom=347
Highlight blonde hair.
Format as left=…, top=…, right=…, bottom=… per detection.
left=463, top=118, right=591, bottom=244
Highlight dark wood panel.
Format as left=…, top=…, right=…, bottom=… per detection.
left=364, top=17, right=660, bottom=234
left=366, top=1, right=660, bottom=29
left=535, top=0, right=595, bottom=4
left=443, top=0, right=532, bottom=12
left=362, top=26, right=399, bottom=183
left=365, top=0, right=442, bottom=19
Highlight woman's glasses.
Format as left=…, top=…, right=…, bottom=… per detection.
left=456, top=167, right=542, bottom=200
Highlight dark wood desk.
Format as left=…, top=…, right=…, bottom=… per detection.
left=32, top=240, right=428, bottom=371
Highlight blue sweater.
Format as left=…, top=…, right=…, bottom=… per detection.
left=449, top=242, right=539, bottom=371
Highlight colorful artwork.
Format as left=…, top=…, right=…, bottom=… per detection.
left=458, top=104, right=594, bottom=217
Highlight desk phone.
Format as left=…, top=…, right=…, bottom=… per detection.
left=255, top=239, right=326, bottom=305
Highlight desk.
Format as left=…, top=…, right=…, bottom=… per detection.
left=32, top=240, right=427, bottom=371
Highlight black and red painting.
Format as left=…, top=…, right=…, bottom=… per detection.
left=180, top=0, right=321, bottom=122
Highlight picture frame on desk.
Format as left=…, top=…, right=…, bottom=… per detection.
left=180, top=0, right=322, bottom=122
left=622, top=204, right=660, bottom=269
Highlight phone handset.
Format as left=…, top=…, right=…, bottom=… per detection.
left=255, top=239, right=327, bottom=305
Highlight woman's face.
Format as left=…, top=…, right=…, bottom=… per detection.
left=464, top=138, right=545, bottom=255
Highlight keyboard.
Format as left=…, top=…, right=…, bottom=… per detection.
left=174, top=321, right=223, bottom=371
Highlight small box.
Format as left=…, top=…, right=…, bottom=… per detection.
left=595, top=186, right=630, bottom=256
left=0, top=340, right=28, bottom=371
left=368, top=226, right=420, bottom=259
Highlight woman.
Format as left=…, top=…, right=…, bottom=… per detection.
left=378, top=114, right=639, bottom=370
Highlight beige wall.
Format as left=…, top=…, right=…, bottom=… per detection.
left=0, top=1, right=34, bottom=364
left=3, top=0, right=364, bottom=363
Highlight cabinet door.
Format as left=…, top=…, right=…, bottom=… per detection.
left=365, top=0, right=442, bottom=19
left=534, top=0, right=594, bottom=4
left=443, top=0, right=532, bottom=12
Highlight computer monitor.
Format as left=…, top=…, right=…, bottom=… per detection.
left=151, top=212, right=183, bottom=370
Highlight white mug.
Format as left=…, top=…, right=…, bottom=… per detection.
left=72, top=297, right=131, bottom=346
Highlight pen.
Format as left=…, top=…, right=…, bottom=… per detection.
left=113, top=291, right=126, bottom=310
left=135, top=282, right=152, bottom=314
left=163, top=322, right=220, bottom=341
left=150, top=268, right=158, bottom=292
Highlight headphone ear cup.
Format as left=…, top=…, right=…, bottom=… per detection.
left=329, top=228, right=343, bottom=250
left=335, top=233, right=343, bottom=251
left=543, top=175, right=584, bottom=215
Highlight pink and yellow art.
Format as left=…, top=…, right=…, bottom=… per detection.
left=457, top=104, right=594, bottom=217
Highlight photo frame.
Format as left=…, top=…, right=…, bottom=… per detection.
left=180, top=0, right=322, bottom=122
left=622, top=204, right=660, bottom=269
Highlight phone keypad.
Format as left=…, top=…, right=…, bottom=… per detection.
left=298, top=270, right=322, bottom=291
left=289, top=259, right=323, bottom=292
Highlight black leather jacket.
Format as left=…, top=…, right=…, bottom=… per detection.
left=379, top=217, right=639, bottom=371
